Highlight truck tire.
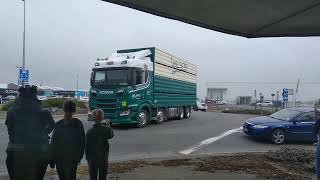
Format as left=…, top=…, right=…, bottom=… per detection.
left=136, top=109, right=149, bottom=128
left=155, top=109, right=166, bottom=124
left=184, top=107, right=191, bottom=119
left=177, top=107, right=184, bottom=120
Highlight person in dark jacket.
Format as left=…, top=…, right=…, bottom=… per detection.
left=51, top=100, right=85, bottom=180
left=86, top=109, right=114, bottom=180
left=314, top=101, right=320, bottom=180
left=6, top=85, right=55, bottom=180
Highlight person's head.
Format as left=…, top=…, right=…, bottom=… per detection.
left=92, top=109, right=104, bottom=123
left=18, top=85, right=37, bottom=99
left=63, top=100, right=76, bottom=119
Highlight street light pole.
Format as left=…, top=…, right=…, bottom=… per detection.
left=76, top=73, right=79, bottom=100
left=21, top=0, right=26, bottom=87
left=22, top=0, right=26, bottom=71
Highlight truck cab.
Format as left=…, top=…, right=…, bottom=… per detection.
left=88, top=50, right=153, bottom=127
left=89, top=47, right=197, bottom=128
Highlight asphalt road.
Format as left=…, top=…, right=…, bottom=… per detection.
left=0, top=111, right=314, bottom=174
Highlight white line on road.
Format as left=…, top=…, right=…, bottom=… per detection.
left=179, top=127, right=243, bottom=155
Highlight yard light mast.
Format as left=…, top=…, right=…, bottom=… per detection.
left=21, top=0, right=26, bottom=86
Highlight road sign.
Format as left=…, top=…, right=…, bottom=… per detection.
left=282, top=88, right=289, bottom=102
left=75, top=91, right=85, bottom=97
left=19, top=68, right=29, bottom=81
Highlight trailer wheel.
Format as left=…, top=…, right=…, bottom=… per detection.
left=184, top=107, right=191, bottom=119
left=136, top=109, right=149, bottom=128
left=177, top=107, right=184, bottom=120
left=155, top=109, right=166, bottom=124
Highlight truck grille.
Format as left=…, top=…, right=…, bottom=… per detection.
left=95, top=98, right=117, bottom=117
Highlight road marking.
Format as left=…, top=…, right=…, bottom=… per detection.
left=179, top=127, right=243, bottom=155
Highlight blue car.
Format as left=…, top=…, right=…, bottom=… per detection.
left=243, top=107, right=317, bottom=144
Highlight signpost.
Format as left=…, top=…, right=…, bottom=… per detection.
left=19, top=68, right=29, bottom=85
left=283, top=88, right=289, bottom=108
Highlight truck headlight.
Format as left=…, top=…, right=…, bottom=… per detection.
left=120, top=109, right=131, bottom=116
left=122, top=101, right=127, bottom=107
left=90, top=89, right=97, bottom=97
left=253, top=125, right=268, bottom=129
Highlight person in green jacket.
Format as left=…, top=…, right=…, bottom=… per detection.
left=51, top=100, right=85, bottom=180
left=86, top=109, right=114, bottom=180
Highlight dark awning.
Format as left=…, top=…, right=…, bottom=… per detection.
left=102, top=0, right=320, bottom=38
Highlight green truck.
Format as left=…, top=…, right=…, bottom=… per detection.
left=88, top=47, right=197, bottom=127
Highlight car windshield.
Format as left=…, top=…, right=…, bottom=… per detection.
left=269, top=109, right=301, bottom=121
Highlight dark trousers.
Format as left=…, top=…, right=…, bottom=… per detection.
left=6, top=151, right=48, bottom=180
left=88, top=160, right=108, bottom=180
left=56, top=161, right=78, bottom=180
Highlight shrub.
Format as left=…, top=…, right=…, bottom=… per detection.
left=222, top=109, right=273, bottom=116
left=42, top=98, right=87, bottom=109
left=76, top=100, right=87, bottom=109
left=41, top=98, right=66, bottom=108
left=2, top=98, right=87, bottom=111
left=1, top=101, right=15, bottom=111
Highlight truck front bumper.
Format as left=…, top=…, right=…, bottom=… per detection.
left=88, top=111, right=138, bottom=125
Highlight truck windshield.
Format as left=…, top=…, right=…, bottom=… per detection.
left=91, top=68, right=148, bottom=87
left=92, top=69, right=132, bottom=86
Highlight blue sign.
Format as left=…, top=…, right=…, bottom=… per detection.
left=282, top=88, right=289, bottom=102
left=75, top=91, right=85, bottom=97
left=19, top=68, right=29, bottom=81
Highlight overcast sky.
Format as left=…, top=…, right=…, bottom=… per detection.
left=1, top=0, right=320, bottom=99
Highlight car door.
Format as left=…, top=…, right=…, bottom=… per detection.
left=289, top=112, right=316, bottom=141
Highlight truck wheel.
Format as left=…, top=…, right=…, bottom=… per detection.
left=177, top=107, right=184, bottom=120
left=155, top=109, right=166, bottom=124
left=136, top=109, right=149, bottom=128
left=184, top=107, right=191, bottom=119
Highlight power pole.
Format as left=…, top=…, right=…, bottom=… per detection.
left=76, top=73, right=79, bottom=100
left=254, top=89, right=257, bottom=110
left=16, top=66, right=20, bottom=86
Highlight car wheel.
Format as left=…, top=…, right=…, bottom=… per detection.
left=136, top=109, right=149, bottom=128
left=271, top=129, right=286, bottom=144
left=155, top=109, right=166, bottom=124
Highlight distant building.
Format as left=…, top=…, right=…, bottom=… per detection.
left=0, top=83, right=19, bottom=103
left=0, top=83, right=88, bottom=99
left=0, top=84, right=7, bottom=89
left=207, top=88, right=228, bottom=101
left=7, top=83, right=19, bottom=90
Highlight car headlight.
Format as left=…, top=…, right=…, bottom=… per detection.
left=253, top=125, right=269, bottom=129
left=120, top=109, right=131, bottom=116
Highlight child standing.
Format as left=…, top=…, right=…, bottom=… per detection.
left=86, top=109, right=114, bottom=180
left=51, top=100, right=85, bottom=180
